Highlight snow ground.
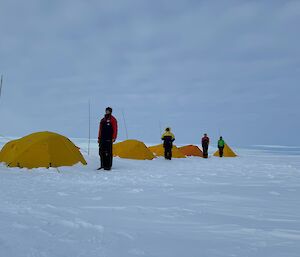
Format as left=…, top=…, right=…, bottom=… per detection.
left=0, top=141, right=300, bottom=257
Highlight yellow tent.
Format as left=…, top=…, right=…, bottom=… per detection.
left=0, top=131, right=87, bottom=168
left=148, top=144, right=186, bottom=158
left=179, top=145, right=203, bottom=157
left=113, top=140, right=155, bottom=160
left=213, top=144, right=237, bottom=157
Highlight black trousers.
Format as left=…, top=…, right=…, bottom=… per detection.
left=202, top=144, right=209, bottom=158
left=218, top=146, right=224, bottom=157
left=99, top=140, right=113, bottom=170
left=164, top=147, right=172, bottom=160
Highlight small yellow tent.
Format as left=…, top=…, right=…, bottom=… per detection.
left=113, top=140, right=155, bottom=160
left=179, top=145, right=203, bottom=157
left=213, top=144, right=237, bottom=157
left=0, top=131, right=87, bottom=168
left=148, top=144, right=186, bottom=158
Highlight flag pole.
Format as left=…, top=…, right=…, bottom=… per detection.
left=0, top=75, right=3, bottom=98
left=88, top=99, right=91, bottom=155
left=122, top=109, right=128, bottom=139
left=159, top=121, right=162, bottom=135
left=159, top=120, right=162, bottom=142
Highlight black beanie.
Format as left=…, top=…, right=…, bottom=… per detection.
left=106, top=107, right=113, bottom=113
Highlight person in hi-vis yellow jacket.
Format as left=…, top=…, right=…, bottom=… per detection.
left=161, top=128, right=175, bottom=160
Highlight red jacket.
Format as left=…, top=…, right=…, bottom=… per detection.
left=98, top=115, right=118, bottom=141
left=202, top=136, right=210, bottom=145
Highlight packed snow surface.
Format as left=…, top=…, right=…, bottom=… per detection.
left=0, top=141, right=300, bottom=257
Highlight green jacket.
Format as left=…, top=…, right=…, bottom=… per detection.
left=218, top=139, right=225, bottom=148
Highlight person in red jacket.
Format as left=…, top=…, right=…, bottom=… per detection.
left=98, top=107, right=118, bottom=170
left=202, top=133, right=210, bottom=158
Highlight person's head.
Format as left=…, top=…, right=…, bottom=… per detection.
left=105, top=107, right=112, bottom=115
left=204, top=133, right=207, bottom=137
left=165, top=127, right=170, bottom=132
left=220, top=136, right=223, bottom=140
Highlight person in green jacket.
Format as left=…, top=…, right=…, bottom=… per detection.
left=218, top=136, right=225, bottom=157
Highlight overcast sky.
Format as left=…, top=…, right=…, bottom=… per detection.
left=0, top=0, right=299, bottom=146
